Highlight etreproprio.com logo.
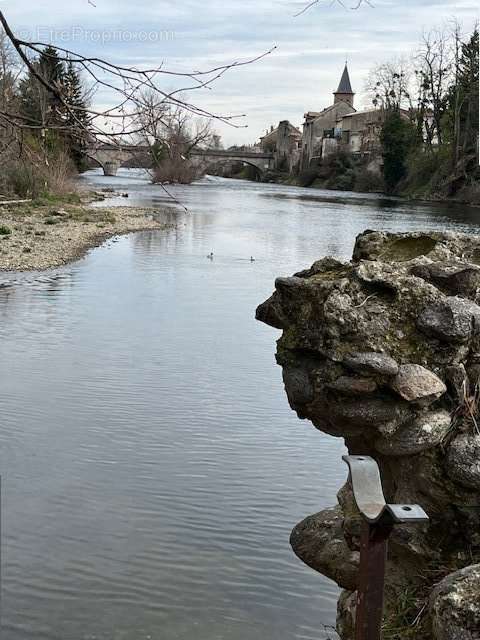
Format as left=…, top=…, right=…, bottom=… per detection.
left=16, top=26, right=175, bottom=44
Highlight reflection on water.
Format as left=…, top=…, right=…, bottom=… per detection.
left=0, top=169, right=479, bottom=640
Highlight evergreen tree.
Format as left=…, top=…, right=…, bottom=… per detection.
left=456, top=29, right=479, bottom=158
left=18, top=48, right=91, bottom=170
left=18, top=64, right=43, bottom=126
left=442, top=27, right=479, bottom=186
left=380, top=110, right=416, bottom=193
left=39, top=45, right=65, bottom=92
left=63, top=60, right=89, bottom=170
left=19, top=46, right=65, bottom=128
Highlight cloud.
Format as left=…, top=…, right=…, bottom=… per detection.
left=5, top=0, right=478, bottom=145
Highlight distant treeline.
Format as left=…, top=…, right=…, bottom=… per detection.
left=370, top=23, right=479, bottom=201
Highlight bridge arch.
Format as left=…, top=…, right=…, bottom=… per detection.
left=203, top=158, right=264, bottom=180
left=86, top=144, right=275, bottom=177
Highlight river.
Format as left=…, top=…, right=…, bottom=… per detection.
left=0, top=169, right=479, bottom=640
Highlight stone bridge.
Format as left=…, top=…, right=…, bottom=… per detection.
left=86, top=143, right=275, bottom=177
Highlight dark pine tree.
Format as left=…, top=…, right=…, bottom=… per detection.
left=63, top=60, right=89, bottom=170
left=19, top=45, right=65, bottom=129
left=457, top=29, right=479, bottom=158
left=380, top=110, right=416, bottom=193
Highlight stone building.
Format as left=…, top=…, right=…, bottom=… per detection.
left=339, top=109, right=385, bottom=155
left=300, top=64, right=356, bottom=169
left=259, top=64, right=393, bottom=174
left=259, top=120, right=302, bottom=173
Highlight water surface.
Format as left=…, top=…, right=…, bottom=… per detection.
left=0, top=170, right=478, bottom=640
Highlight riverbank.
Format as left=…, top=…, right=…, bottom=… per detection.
left=224, top=171, right=480, bottom=206
left=0, top=193, right=174, bottom=271
left=223, top=164, right=480, bottom=206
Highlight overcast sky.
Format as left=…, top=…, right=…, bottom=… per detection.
left=5, top=0, right=479, bottom=145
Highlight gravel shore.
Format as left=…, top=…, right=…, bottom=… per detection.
left=0, top=196, right=174, bottom=271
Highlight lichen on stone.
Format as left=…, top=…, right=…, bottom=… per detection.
left=256, top=230, right=480, bottom=639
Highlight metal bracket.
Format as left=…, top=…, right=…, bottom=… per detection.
left=341, top=455, right=429, bottom=640
left=342, top=455, right=429, bottom=525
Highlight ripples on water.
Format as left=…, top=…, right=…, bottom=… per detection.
left=0, top=170, right=479, bottom=640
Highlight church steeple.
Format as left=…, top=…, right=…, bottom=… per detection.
left=333, top=63, right=355, bottom=108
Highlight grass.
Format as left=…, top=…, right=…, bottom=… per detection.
left=33, top=191, right=82, bottom=206
left=382, top=548, right=480, bottom=639
left=67, top=210, right=117, bottom=224
left=450, top=377, right=480, bottom=436
left=382, top=585, right=430, bottom=639
left=0, top=224, right=12, bottom=235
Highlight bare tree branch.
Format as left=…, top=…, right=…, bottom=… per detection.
left=0, top=10, right=275, bottom=148
left=294, top=0, right=374, bottom=17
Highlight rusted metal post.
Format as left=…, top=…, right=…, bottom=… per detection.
left=355, top=521, right=392, bottom=640
left=342, top=456, right=429, bottom=640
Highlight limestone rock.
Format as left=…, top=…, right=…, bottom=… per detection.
left=411, top=261, right=480, bottom=298
left=417, top=297, right=480, bottom=342
left=355, top=260, right=403, bottom=291
left=343, top=352, right=399, bottom=376
left=255, top=293, right=286, bottom=329
left=429, top=564, right=480, bottom=640
left=375, top=410, right=451, bottom=456
left=447, top=434, right=480, bottom=490
left=290, top=507, right=359, bottom=591
left=445, top=364, right=469, bottom=400
left=325, top=394, right=411, bottom=436
left=390, top=364, right=446, bottom=404
left=294, top=256, right=348, bottom=278
left=337, top=590, right=356, bottom=640
left=352, top=231, right=439, bottom=263
left=327, top=376, right=377, bottom=395
left=274, top=275, right=307, bottom=294
left=282, top=366, right=314, bottom=406
left=256, top=230, right=480, bottom=640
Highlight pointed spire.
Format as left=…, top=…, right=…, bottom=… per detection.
left=335, top=63, right=353, bottom=95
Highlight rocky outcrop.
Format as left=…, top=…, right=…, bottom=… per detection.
left=429, top=564, right=480, bottom=640
left=256, top=231, right=480, bottom=639
left=290, top=507, right=360, bottom=591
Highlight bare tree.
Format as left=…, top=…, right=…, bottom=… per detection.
left=0, top=10, right=272, bottom=137
left=414, top=27, right=453, bottom=147
left=365, top=57, right=413, bottom=111
left=132, top=90, right=218, bottom=183
left=294, top=0, right=374, bottom=17
left=137, top=99, right=216, bottom=184
left=0, top=10, right=272, bottom=197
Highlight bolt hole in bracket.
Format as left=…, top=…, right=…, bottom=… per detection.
left=342, top=455, right=429, bottom=525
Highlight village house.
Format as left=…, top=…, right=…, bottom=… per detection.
left=259, top=120, right=302, bottom=173
left=301, top=64, right=356, bottom=169
left=259, top=64, right=392, bottom=175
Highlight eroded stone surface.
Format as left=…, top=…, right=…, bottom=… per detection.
left=390, top=364, right=446, bottom=404
left=411, top=262, right=480, bottom=298
left=290, top=507, right=359, bottom=591
left=430, top=564, right=480, bottom=640
left=417, top=297, right=480, bottom=343
left=343, top=352, right=399, bottom=376
left=375, top=410, right=451, bottom=456
left=256, top=230, right=480, bottom=640
left=327, top=376, right=377, bottom=395
left=447, top=434, right=480, bottom=490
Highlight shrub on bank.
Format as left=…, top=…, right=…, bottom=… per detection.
left=455, top=181, right=480, bottom=205
left=0, top=147, right=76, bottom=199
left=297, top=168, right=319, bottom=187
left=325, top=168, right=356, bottom=191
left=301, top=151, right=385, bottom=194
left=355, top=168, right=385, bottom=193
